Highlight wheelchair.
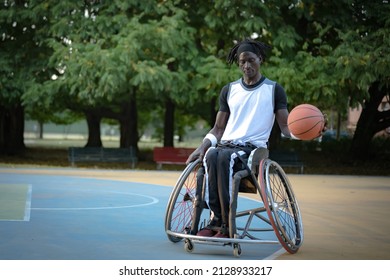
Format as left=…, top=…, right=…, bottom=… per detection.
left=164, top=148, right=304, bottom=257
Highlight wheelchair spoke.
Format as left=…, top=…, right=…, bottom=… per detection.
left=260, top=159, right=304, bottom=253
left=165, top=160, right=201, bottom=242
left=171, top=200, right=193, bottom=232
left=171, top=189, right=195, bottom=231
left=269, top=174, right=298, bottom=241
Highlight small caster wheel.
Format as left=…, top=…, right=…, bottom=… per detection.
left=233, top=243, right=241, bottom=257
left=184, top=239, right=194, bottom=253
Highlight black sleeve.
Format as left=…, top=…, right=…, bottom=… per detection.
left=219, top=84, right=230, bottom=113
left=274, top=83, right=288, bottom=112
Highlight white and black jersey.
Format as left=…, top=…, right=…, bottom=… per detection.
left=219, top=76, right=287, bottom=148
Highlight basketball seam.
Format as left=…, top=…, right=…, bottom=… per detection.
left=293, top=121, right=324, bottom=136
left=288, top=116, right=323, bottom=125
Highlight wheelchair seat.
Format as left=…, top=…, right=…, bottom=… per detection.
left=238, top=147, right=269, bottom=193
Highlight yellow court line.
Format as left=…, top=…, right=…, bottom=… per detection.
left=0, top=184, right=32, bottom=221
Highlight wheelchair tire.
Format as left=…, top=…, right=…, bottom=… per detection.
left=165, top=159, right=201, bottom=243
left=258, top=159, right=304, bottom=254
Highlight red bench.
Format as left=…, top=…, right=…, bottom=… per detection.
left=153, top=147, right=195, bottom=169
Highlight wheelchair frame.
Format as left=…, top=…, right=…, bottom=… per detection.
left=164, top=151, right=304, bottom=257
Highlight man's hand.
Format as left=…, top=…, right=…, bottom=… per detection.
left=186, top=145, right=209, bottom=165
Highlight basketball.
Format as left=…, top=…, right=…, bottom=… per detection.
left=287, top=104, right=325, bottom=140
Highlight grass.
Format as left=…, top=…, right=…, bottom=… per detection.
left=0, top=137, right=389, bottom=176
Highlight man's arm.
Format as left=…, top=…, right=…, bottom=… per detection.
left=275, top=108, right=295, bottom=138
left=186, top=111, right=229, bottom=164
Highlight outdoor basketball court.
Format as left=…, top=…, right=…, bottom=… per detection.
left=0, top=167, right=389, bottom=260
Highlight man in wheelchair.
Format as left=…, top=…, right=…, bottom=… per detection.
left=186, top=38, right=294, bottom=238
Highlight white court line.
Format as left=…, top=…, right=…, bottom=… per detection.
left=30, top=192, right=159, bottom=211
left=24, top=184, right=32, bottom=221
left=263, top=248, right=286, bottom=260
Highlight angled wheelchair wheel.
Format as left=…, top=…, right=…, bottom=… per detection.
left=165, top=159, right=201, bottom=243
left=258, top=159, right=304, bottom=254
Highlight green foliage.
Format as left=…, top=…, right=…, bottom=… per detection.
left=1, top=0, right=389, bottom=152
left=194, top=56, right=240, bottom=99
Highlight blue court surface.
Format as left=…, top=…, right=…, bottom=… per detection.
left=0, top=171, right=283, bottom=260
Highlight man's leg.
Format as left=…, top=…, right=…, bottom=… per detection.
left=216, top=148, right=233, bottom=231
left=197, top=148, right=221, bottom=236
left=215, top=147, right=250, bottom=237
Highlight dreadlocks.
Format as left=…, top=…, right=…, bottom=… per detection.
left=227, top=38, right=271, bottom=65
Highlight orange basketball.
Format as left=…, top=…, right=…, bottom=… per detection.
left=287, top=104, right=325, bottom=140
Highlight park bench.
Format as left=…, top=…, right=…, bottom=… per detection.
left=269, top=150, right=304, bottom=174
left=68, top=147, right=137, bottom=168
left=153, top=147, right=195, bottom=169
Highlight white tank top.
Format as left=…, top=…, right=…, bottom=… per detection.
left=221, top=78, right=275, bottom=148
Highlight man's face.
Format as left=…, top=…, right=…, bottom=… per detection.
left=238, top=52, right=261, bottom=79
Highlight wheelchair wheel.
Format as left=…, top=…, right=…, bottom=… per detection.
left=258, top=159, right=304, bottom=254
left=165, top=159, right=201, bottom=243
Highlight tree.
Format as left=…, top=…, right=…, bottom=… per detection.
left=334, top=1, right=390, bottom=158
left=26, top=1, right=202, bottom=149
left=115, top=9, right=199, bottom=147
left=0, top=0, right=55, bottom=154
left=257, top=0, right=390, bottom=156
left=2, top=0, right=388, bottom=161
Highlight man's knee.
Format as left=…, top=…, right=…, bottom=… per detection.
left=205, top=147, right=218, bottom=162
left=216, top=148, right=233, bottom=164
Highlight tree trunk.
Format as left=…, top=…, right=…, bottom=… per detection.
left=349, top=81, right=387, bottom=159
left=163, top=98, right=175, bottom=147
left=0, top=104, right=25, bottom=155
left=119, top=90, right=138, bottom=149
left=85, top=111, right=102, bottom=147
left=39, top=121, right=44, bottom=139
